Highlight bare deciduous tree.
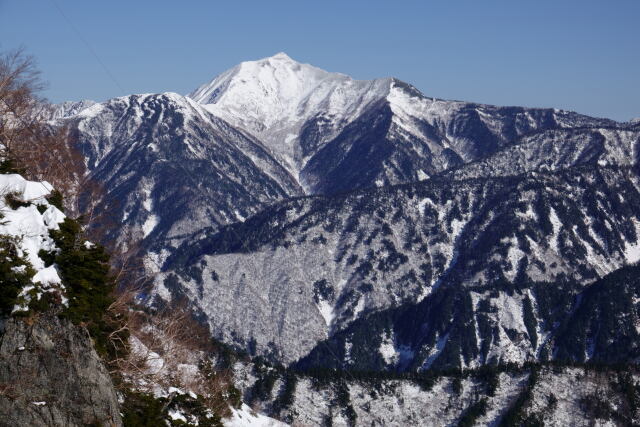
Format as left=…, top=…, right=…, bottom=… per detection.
left=106, top=292, right=238, bottom=417
left=0, top=48, right=43, bottom=155
left=0, top=48, right=88, bottom=216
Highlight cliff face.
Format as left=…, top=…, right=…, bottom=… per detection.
left=0, top=314, right=122, bottom=427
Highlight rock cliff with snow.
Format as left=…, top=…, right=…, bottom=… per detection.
left=0, top=172, right=122, bottom=426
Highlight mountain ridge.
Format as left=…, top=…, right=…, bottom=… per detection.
left=187, top=53, right=622, bottom=192
left=38, top=53, right=640, bottom=425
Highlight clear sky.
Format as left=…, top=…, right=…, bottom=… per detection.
left=1, top=0, right=638, bottom=121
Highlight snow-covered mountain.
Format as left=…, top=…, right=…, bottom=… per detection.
left=47, top=99, right=97, bottom=120
left=56, top=53, right=629, bottom=258
left=189, top=52, right=390, bottom=179
left=54, top=53, right=639, bottom=361
left=189, top=53, right=616, bottom=194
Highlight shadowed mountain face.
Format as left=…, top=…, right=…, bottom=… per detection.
left=57, top=53, right=640, bottom=371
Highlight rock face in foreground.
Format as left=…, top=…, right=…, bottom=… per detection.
left=0, top=314, right=122, bottom=426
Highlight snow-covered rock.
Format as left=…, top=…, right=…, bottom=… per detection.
left=0, top=173, right=67, bottom=312
left=224, top=404, right=288, bottom=427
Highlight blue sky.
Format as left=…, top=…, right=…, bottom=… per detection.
left=1, top=0, right=638, bottom=121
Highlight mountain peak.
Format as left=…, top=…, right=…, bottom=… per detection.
left=269, top=52, right=293, bottom=61
left=245, top=52, right=299, bottom=69
left=188, top=53, right=332, bottom=106
left=187, top=53, right=392, bottom=129
left=187, top=55, right=393, bottom=177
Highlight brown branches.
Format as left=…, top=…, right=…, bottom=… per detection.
left=0, top=48, right=88, bottom=217
left=137, top=306, right=238, bottom=417
left=106, top=293, right=237, bottom=417
left=0, top=48, right=44, bottom=158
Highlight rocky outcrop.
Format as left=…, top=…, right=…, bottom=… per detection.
left=0, top=314, right=122, bottom=426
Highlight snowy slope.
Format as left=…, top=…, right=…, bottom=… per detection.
left=47, top=100, right=96, bottom=120
left=224, top=404, right=288, bottom=427
left=233, top=363, right=639, bottom=426
left=189, top=52, right=391, bottom=177
left=158, top=165, right=640, bottom=365
left=444, top=127, right=640, bottom=180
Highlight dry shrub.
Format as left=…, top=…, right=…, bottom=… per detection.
left=107, top=290, right=239, bottom=417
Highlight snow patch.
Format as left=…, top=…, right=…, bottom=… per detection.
left=168, top=409, right=188, bottom=423
left=379, top=331, right=399, bottom=365
left=316, top=299, right=335, bottom=327
left=224, top=403, right=289, bottom=426
left=142, top=214, right=159, bottom=237
left=417, top=169, right=429, bottom=181
left=548, top=207, right=562, bottom=251
left=624, top=218, right=640, bottom=264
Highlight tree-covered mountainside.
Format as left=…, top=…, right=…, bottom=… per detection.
left=297, top=262, right=640, bottom=372
left=156, top=164, right=640, bottom=365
